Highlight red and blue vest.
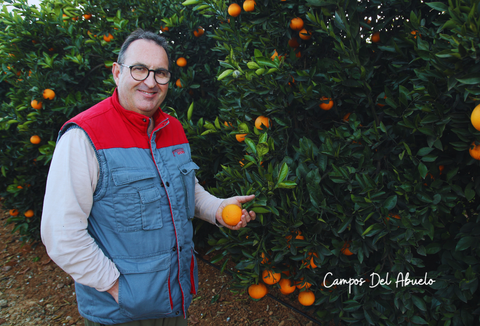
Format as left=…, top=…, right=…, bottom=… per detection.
left=59, top=89, right=198, bottom=324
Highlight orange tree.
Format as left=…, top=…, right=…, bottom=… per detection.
left=0, top=0, right=222, bottom=240
left=181, top=0, right=480, bottom=324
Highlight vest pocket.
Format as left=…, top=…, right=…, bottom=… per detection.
left=116, top=253, right=172, bottom=318
left=139, top=187, right=163, bottom=230
left=178, top=161, right=200, bottom=220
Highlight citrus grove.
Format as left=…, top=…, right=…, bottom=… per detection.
left=2, top=0, right=480, bottom=325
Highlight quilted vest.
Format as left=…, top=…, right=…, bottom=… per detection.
left=58, top=89, right=199, bottom=324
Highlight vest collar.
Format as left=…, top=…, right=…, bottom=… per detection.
left=111, top=88, right=169, bottom=133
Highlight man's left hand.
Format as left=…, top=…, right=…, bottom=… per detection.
left=215, top=195, right=256, bottom=230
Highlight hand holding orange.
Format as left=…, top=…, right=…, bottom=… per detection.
left=221, top=204, right=242, bottom=226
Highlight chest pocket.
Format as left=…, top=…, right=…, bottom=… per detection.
left=112, top=169, right=164, bottom=232
left=178, top=161, right=200, bottom=220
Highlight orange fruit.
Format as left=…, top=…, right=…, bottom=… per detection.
left=236, top=133, right=247, bottom=142
left=279, top=278, right=296, bottom=295
left=304, top=252, right=319, bottom=269
left=24, top=210, right=34, bottom=218
left=288, top=38, right=299, bottom=48
left=224, top=121, right=233, bottom=128
left=298, top=290, right=315, bottom=306
left=221, top=204, right=242, bottom=226
left=439, top=165, right=445, bottom=174
left=377, top=95, right=387, bottom=107
left=103, top=33, right=113, bottom=42
left=228, top=3, right=242, bottom=17
left=262, top=270, right=281, bottom=285
left=471, top=104, right=480, bottom=131
left=176, top=57, right=187, bottom=67
left=193, top=27, right=205, bottom=37
left=319, top=97, right=333, bottom=110
left=248, top=283, right=268, bottom=299
left=175, top=79, right=182, bottom=88
left=260, top=252, right=269, bottom=264
left=255, top=116, right=270, bottom=130
left=411, top=30, right=421, bottom=39
left=343, top=113, right=351, bottom=122
left=30, top=135, right=41, bottom=144
left=17, top=185, right=23, bottom=189
left=31, top=100, right=42, bottom=110
left=271, top=49, right=279, bottom=60
left=298, top=28, right=312, bottom=40
left=290, top=17, right=304, bottom=31
left=83, top=13, right=92, bottom=19
left=469, top=142, right=480, bottom=160
left=160, top=26, right=170, bottom=32
left=243, top=0, right=255, bottom=12
left=340, top=241, right=354, bottom=256
left=295, top=51, right=302, bottom=58
left=9, top=209, right=19, bottom=216
left=371, top=31, right=380, bottom=43
left=295, top=278, right=312, bottom=289
left=43, top=89, right=55, bottom=100
left=285, top=230, right=304, bottom=248
left=386, top=213, right=401, bottom=221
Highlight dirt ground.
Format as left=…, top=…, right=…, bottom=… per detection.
left=0, top=208, right=322, bottom=326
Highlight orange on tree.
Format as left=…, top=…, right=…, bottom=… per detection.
left=9, top=209, right=19, bottom=216
left=298, top=290, right=315, bottom=306
left=341, top=241, right=354, bottom=256
left=470, top=104, right=480, bottom=131
left=228, top=3, right=242, bottom=17
left=319, top=97, right=334, bottom=110
left=439, top=165, right=445, bottom=174
left=343, top=112, right=351, bottom=122
left=176, top=57, right=187, bottom=67
left=83, top=13, right=92, bottom=19
left=221, top=204, right=242, bottom=226
left=371, top=31, right=380, bottom=43
left=377, top=95, right=387, bottom=107
left=243, top=0, right=255, bottom=12
left=271, top=49, right=279, bottom=60
left=299, top=29, right=312, bottom=40
left=103, top=33, right=114, bottom=42
left=160, top=26, right=169, bottom=32
left=43, top=89, right=55, bottom=100
left=193, top=26, right=205, bottom=37
left=236, top=133, right=247, bottom=142
left=175, top=79, right=182, bottom=88
left=295, top=51, right=301, bottom=58
left=469, top=142, right=480, bottom=160
left=290, top=17, right=304, bottom=31
left=260, top=252, right=269, bottom=264
left=304, top=252, right=319, bottom=269
left=295, top=278, right=312, bottom=289
left=224, top=121, right=233, bottom=128
left=30, top=135, right=41, bottom=144
left=262, top=269, right=281, bottom=285
left=386, top=213, right=401, bottom=221
left=24, top=210, right=34, bottom=218
left=31, top=99, right=42, bottom=110
left=288, top=38, right=299, bottom=48
left=248, top=283, right=268, bottom=299
left=286, top=230, right=304, bottom=248
left=279, top=278, right=296, bottom=295
left=255, top=116, right=270, bottom=130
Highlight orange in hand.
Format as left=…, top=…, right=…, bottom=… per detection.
left=222, top=204, right=242, bottom=226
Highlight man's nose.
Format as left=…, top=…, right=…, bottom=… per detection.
left=144, top=71, right=157, bottom=87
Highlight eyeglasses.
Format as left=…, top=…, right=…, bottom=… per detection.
left=118, top=63, right=171, bottom=85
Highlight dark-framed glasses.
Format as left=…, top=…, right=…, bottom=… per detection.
left=119, top=63, right=171, bottom=85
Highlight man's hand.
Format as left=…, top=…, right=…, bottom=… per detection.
left=107, top=279, right=119, bottom=303
left=215, top=194, right=256, bottom=230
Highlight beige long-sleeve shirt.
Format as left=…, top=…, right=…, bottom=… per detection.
left=41, top=128, right=223, bottom=292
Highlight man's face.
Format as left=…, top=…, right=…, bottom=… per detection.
left=113, top=39, right=169, bottom=117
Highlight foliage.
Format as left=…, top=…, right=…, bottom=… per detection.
left=183, top=0, right=480, bottom=324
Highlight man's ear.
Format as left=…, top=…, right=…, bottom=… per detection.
left=112, top=62, right=121, bottom=86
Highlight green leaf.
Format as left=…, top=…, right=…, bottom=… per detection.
left=418, top=163, right=428, bottom=178
left=456, top=236, right=474, bottom=251
left=456, top=74, right=480, bottom=85
left=217, top=69, right=233, bottom=80
left=411, top=295, right=427, bottom=311
left=383, top=195, right=397, bottom=210
left=187, top=102, right=194, bottom=121
left=411, top=315, right=428, bottom=324
left=426, top=2, right=448, bottom=11
left=277, top=162, right=289, bottom=184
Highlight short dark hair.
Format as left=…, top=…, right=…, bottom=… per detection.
left=117, top=28, right=171, bottom=69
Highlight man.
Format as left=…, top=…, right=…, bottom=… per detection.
left=41, top=29, right=256, bottom=326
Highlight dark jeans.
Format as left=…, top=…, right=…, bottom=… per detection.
left=84, top=316, right=188, bottom=326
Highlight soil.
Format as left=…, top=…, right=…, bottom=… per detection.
left=0, top=208, right=323, bottom=326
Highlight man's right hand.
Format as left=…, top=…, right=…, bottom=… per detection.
left=107, top=279, right=119, bottom=303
